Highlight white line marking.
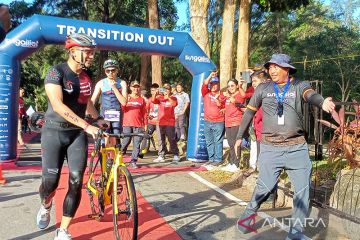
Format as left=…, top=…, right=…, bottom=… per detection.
left=189, top=171, right=248, bottom=206
left=188, top=171, right=312, bottom=240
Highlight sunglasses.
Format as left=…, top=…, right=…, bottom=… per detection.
left=75, top=47, right=96, bottom=55
left=105, top=69, right=117, bottom=73
left=277, top=102, right=284, bottom=117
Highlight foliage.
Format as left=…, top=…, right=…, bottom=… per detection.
left=6, top=0, right=360, bottom=108
left=8, top=0, right=179, bottom=109
left=162, top=57, right=192, bottom=92
left=254, top=0, right=310, bottom=12
left=249, top=0, right=360, bottom=102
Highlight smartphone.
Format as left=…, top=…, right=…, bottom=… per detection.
left=159, top=88, right=166, bottom=94
left=241, top=71, right=251, bottom=83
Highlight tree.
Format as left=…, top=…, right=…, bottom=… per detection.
left=189, top=0, right=210, bottom=56
left=331, top=0, right=360, bottom=31
left=235, top=0, right=251, bottom=80
left=219, top=0, right=237, bottom=88
left=235, top=0, right=311, bottom=78
left=148, top=0, right=162, bottom=85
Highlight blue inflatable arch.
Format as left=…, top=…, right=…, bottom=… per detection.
left=0, top=14, right=215, bottom=161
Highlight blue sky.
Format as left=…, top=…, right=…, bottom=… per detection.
left=2, top=0, right=189, bottom=26
left=175, top=1, right=188, bottom=26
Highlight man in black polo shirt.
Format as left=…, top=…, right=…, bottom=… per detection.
left=235, top=53, right=335, bottom=239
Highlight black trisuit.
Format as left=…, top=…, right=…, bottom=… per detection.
left=39, top=63, right=92, bottom=217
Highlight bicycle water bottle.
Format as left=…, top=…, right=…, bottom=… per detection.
left=106, top=158, right=113, bottom=174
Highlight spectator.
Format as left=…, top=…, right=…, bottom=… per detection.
left=152, top=83, right=179, bottom=163
left=18, top=88, right=26, bottom=147
left=221, top=79, right=245, bottom=172
left=201, top=71, right=226, bottom=166
left=246, top=70, right=269, bottom=176
left=22, top=115, right=31, bottom=134
left=121, top=81, right=147, bottom=169
left=174, top=83, right=190, bottom=142
left=140, top=83, right=160, bottom=156
left=235, top=53, right=335, bottom=239
left=238, top=75, right=254, bottom=102
left=91, top=59, right=127, bottom=146
left=0, top=3, right=11, bottom=43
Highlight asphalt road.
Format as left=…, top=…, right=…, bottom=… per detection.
left=0, top=141, right=358, bottom=240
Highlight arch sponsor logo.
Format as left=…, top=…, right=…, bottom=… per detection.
left=5, top=38, right=39, bottom=48
left=184, top=55, right=210, bottom=63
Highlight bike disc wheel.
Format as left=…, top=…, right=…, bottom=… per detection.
left=113, top=166, right=138, bottom=240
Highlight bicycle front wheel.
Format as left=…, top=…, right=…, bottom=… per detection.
left=113, top=166, right=138, bottom=240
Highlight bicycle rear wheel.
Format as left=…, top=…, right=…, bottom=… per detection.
left=87, top=153, right=105, bottom=220
left=113, top=166, right=138, bottom=240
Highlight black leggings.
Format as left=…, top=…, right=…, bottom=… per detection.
left=39, top=127, right=88, bottom=217
left=226, top=125, right=240, bottom=167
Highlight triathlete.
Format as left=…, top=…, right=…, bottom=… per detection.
left=36, top=33, right=107, bottom=240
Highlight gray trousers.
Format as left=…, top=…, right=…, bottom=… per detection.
left=121, top=126, right=144, bottom=162
left=175, top=114, right=186, bottom=140
left=240, top=142, right=312, bottom=239
left=157, top=125, right=179, bottom=157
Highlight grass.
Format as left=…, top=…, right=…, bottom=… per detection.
left=199, top=148, right=350, bottom=188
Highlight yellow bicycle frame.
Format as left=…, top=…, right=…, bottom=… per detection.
left=86, top=145, right=126, bottom=208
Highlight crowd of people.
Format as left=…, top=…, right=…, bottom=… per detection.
left=29, top=32, right=335, bottom=240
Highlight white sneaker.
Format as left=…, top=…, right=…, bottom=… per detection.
left=228, top=164, right=239, bottom=173
left=54, top=228, right=72, bottom=240
left=36, top=203, right=52, bottom=229
left=153, top=156, right=165, bottom=163
left=221, top=163, right=232, bottom=171
left=203, top=162, right=215, bottom=170
left=173, top=155, right=180, bottom=162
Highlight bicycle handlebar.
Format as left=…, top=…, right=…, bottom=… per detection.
left=95, top=129, right=151, bottom=140
left=107, top=132, right=152, bottom=139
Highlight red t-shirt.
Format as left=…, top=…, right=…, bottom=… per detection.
left=201, top=84, right=225, bottom=122
left=146, top=98, right=159, bottom=125
left=122, top=96, right=147, bottom=127
left=244, top=86, right=254, bottom=99
left=224, top=92, right=245, bottom=127
left=152, top=95, right=177, bottom=126
left=254, top=107, right=263, bottom=141
left=18, top=97, right=26, bottom=118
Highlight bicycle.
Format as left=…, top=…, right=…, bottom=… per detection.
left=86, top=129, right=149, bottom=240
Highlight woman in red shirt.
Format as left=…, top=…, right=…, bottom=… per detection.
left=222, top=79, right=245, bottom=172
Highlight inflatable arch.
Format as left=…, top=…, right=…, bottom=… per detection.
left=0, top=15, right=216, bottom=162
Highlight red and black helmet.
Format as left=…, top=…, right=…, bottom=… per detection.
left=65, top=33, right=97, bottom=49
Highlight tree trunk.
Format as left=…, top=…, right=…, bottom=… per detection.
left=140, top=9, right=151, bottom=90
left=235, top=0, right=250, bottom=81
left=189, top=0, right=210, bottom=56
left=148, top=0, right=162, bottom=86
left=81, top=0, right=89, bottom=20
left=140, top=54, right=151, bottom=90
left=219, top=0, right=237, bottom=88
